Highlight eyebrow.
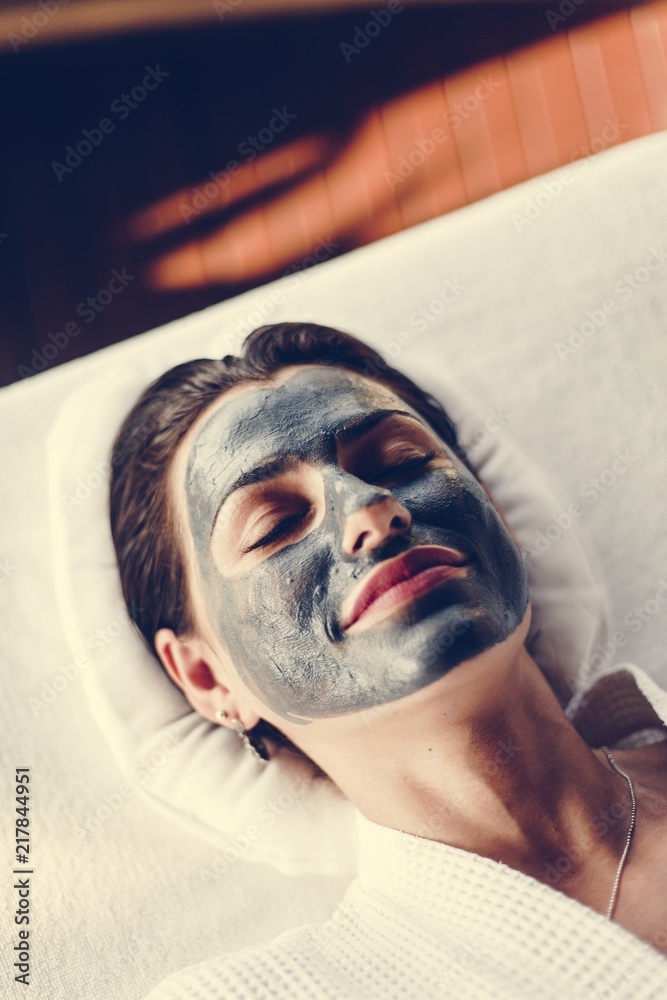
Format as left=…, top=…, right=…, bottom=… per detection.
left=335, top=407, right=417, bottom=444
left=209, top=407, right=422, bottom=539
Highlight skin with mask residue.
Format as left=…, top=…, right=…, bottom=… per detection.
left=184, top=367, right=529, bottom=725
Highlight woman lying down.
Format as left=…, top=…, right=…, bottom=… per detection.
left=109, top=322, right=667, bottom=999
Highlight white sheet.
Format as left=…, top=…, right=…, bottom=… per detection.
left=1, top=130, right=666, bottom=999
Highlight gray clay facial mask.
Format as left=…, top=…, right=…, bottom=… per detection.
left=184, top=367, right=529, bottom=724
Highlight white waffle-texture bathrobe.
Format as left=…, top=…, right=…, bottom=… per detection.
left=145, top=662, right=667, bottom=1000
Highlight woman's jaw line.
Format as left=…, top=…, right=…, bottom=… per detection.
left=264, top=604, right=534, bottom=760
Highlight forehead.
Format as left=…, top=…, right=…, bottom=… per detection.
left=183, top=365, right=426, bottom=493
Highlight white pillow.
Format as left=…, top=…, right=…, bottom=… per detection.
left=47, top=350, right=610, bottom=876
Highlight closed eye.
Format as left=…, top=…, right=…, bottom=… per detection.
left=242, top=510, right=310, bottom=553
left=372, top=449, right=438, bottom=484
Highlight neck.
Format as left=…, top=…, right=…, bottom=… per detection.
left=306, top=647, right=631, bottom=887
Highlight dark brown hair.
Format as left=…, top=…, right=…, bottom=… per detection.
left=109, top=322, right=468, bottom=748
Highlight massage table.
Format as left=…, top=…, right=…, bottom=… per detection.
left=1, top=130, right=666, bottom=999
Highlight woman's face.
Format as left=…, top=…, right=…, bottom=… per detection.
left=177, top=365, right=529, bottom=726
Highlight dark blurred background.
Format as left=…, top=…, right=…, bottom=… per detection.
left=1, top=0, right=665, bottom=386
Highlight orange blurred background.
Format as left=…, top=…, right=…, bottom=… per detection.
left=1, top=0, right=666, bottom=384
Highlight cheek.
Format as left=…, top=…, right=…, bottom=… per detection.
left=394, top=468, right=489, bottom=533
left=396, top=470, right=525, bottom=589
left=258, top=533, right=343, bottom=638
left=203, top=535, right=338, bottom=648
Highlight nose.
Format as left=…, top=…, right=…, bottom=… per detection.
left=338, top=482, right=412, bottom=557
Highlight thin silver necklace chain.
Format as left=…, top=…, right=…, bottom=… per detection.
left=600, top=745, right=638, bottom=920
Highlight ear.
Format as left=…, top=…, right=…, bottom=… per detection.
left=154, top=628, right=261, bottom=731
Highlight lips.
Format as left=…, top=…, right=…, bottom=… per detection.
left=340, top=545, right=469, bottom=632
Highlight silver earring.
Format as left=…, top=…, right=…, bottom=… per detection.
left=215, top=710, right=270, bottom=764
left=231, top=719, right=271, bottom=765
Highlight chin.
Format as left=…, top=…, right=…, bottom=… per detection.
left=401, top=594, right=533, bottom=683
left=430, top=601, right=533, bottom=681
left=353, top=603, right=533, bottom=723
